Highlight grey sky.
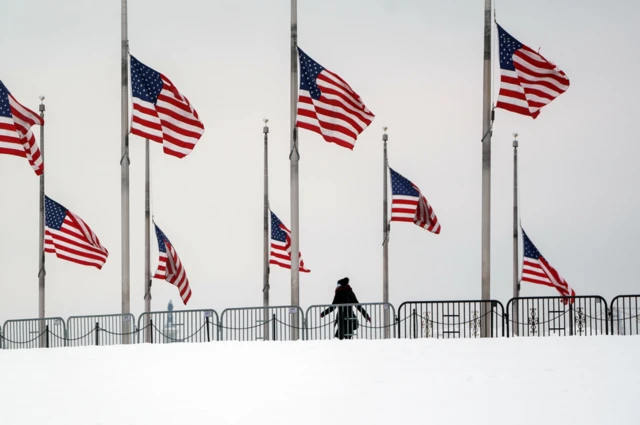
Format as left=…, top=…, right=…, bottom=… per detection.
left=1, top=0, right=638, bottom=322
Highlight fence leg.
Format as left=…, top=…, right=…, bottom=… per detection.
left=206, top=317, right=211, bottom=342
left=569, top=304, right=574, bottom=336
left=504, top=312, right=510, bottom=338
left=395, top=315, right=398, bottom=339
left=150, top=319, right=154, bottom=344
left=95, top=322, right=100, bottom=346
left=412, top=308, right=417, bottom=339
left=45, top=325, right=49, bottom=348
left=272, top=313, right=276, bottom=342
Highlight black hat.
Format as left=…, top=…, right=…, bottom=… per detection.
left=337, top=277, right=349, bottom=286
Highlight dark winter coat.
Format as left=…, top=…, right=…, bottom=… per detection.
left=320, top=284, right=370, bottom=339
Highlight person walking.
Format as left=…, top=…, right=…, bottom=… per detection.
left=320, top=277, right=370, bottom=340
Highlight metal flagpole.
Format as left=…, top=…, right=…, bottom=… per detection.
left=121, top=0, right=131, bottom=343
left=144, top=138, right=151, bottom=342
left=512, top=133, right=520, bottom=336
left=263, top=119, right=270, bottom=341
left=38, top=96, right=46, bottom=348
left=480, top=0, right=493, bottom=338
left=382, top=127, right=390, bottom=339
left=290, top=0, right=300, bottom=341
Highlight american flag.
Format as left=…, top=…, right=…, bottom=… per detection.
left=297, top=48, right=374, bottom=150
left=0, top=81, right=43, bottom=175
left=269, top=211, right=310, bottom=273
left=390, top=168, right=441, bottom=234
left=153, top=223, right=192, bottom=305
left=44, top=196, right=108, bottom=269
left=496, top=24, right=570, bottom=119
left=521, top=228, right=575, bottom=303
left=130, top=55, right=204, bottom=158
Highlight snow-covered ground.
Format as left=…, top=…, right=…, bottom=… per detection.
left=1, top=337, right=638, bottom=424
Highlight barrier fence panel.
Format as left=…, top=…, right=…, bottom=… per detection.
left=220, top=306, right=304, bottom=341
left=610, top=295, right=640, bottom=335
left=1, top=317, right=67, bottom=349
left=138, top=309, right=219, bottom=344
left=397, top=300, right=505, bottom=339
left=305, top=303, right=396, bottom=340
left=506, top=296, right=608, bottom=337
left=66, top=314, right=137, bottom=347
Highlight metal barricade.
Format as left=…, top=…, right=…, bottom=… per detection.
left=506, top=296, right=608, bottom=337
left=610, top=295, right=640, bottom=335
left=220, top=306, right=305, bottom=341
left=397, top=300, right=505, bottom=339
left=305, top=303, right=395, bottom=340
left=66, top=314, right=137, bottom=347
left=137, top=309, right=219, bottom=344
left=1, top=317, right=67, bottom=349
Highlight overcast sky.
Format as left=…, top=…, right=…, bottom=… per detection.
left=1, top=0, right=638, bottom=322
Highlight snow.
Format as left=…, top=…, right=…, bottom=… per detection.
left=1, top=337, right=638, bottom=425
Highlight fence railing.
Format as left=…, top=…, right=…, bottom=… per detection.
left=305, top=303, right=396, bottom=340
left=506, top=296, right=609, bottom=337
left=610, top=295, right=640, bottom=335
left=66, top=314, right=137, bottom=347
left=1, top=317, right=67, bottom=349
left=137, top=309, right=219, bottom=344
left=219, top=306, right=304, bottom=341
left=1, top=294, right=638, bottom=350
left=397, top=300, right=505, bottom=339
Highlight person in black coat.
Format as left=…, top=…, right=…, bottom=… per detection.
left=320, top=277, right=370, bottom=340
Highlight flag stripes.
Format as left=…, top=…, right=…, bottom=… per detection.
left=496, top=24, right=570, bottom=119
left=154, top=223, right=192, bottom=305
left=0, top=81, right=43, bottom=175
left=270, top=211, right=310, bottom=273
left=390, top=168, right=441, bottom=234
left=297, top=48, right=374, bottom=150
left=521, top=228, right=575, bottom=302
left=44, top=196, right=108, bottom=269
left=130, top=56, right=204, bottom=158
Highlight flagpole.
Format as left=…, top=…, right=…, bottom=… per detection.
left=263, top=119, right=270, bottom=341
left=144, top=138, right=151, bottom=342
left=121, top=0, right=131, bottom=343
left=38, top=97, right=46, bottom=348
left=512, top=133, right=520, bottom=336
left=382, top=127, right=390, bottom=339
left=480, top=0, right=493, bottom=338
left=290, top=0, right=300, bottom=341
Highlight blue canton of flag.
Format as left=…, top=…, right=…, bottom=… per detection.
left=131, top=57, right=164, bottom=104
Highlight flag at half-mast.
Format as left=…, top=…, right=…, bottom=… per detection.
left=0, top=81, right=43, bottom=175
left=153, top=223, right=192, bottom=305
left=496, top=24, right=570, bottom=119
left=130, top=56, right=204, bottom=158
left=270, top=211, right=310, bottom=273
left=390, top=168, right=441, bottom=234
left=521, top=227, right=576, bottom=303
left=44, top=196, right=109, bottom=269
left=297, top=48, right=374, bottom=150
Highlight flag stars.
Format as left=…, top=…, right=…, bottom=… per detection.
left=497, top=25, right=522, bottom=71
left=44, top=196, right=68, bottom=230
left=297, top=47, right=324, bottom=100
left=0, top=82, right=13, bottom=118
left=130, top=56, right=164, bottom=104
